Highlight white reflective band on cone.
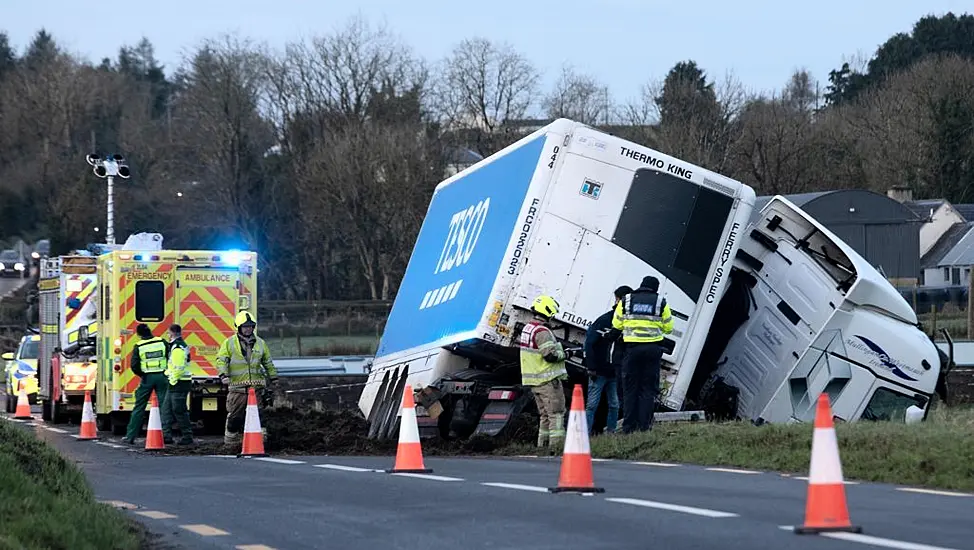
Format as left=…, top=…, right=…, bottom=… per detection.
left=563, top=409, right=590, bottom=454
left=808, top=427, right=845, bottom=484
left=244, top=404, right=262, bottom=432
left=399, top=406, right=420, bottom=444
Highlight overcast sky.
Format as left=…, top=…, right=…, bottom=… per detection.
left=4, top=0, right=970, bottom=106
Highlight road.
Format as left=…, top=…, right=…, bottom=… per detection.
left=0, top=275, right=27, bottom=302
left=2, top=394, right=972, bottom=550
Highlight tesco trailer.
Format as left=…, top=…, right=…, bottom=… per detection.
left=359, top=118, right=948, bottom=441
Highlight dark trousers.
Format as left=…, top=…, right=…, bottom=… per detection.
left=621, top=342, right=663, bottom=433
left=124, top=372, right=169, bottom=441
left=161, top=380, right=194, bottom=442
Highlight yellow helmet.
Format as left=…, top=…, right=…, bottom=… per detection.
left=531, top=294, right=560, bottom=318
left=234, top=311, right=257, bottom=329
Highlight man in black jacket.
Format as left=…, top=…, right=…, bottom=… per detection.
left=583, top=285, right=632, bottom=435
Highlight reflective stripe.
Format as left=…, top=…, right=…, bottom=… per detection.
left=518, top=322, right=567, bottom=386
left=137, top=338, right=168, bottom=373
left=615, top=290, right=672, bottom=343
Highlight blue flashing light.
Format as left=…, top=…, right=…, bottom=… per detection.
left=224, top=250, right=242, bottom=267
left=133, top=254, right=143, bottom=261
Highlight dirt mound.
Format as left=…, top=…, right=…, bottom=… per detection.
left=160, top=407, right=539, bottom=457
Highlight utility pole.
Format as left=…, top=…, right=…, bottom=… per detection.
left=86, top=153, right=131, bottom=246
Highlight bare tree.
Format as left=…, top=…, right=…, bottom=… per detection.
left=542, top=64, right=611, bottom=125
left=433, top=37, right=541, bottom=155
left=622, top=69, right=747, bottom=172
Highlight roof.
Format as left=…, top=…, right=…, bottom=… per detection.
left=904, top=199, right=946, bottom=220
left=938, top=223, right=974, bottom=267
left=953, top=204, right=974, bottom=222
left=753, top=190, right=922, bottom=225
left=921, top=221, right=974, bottom=269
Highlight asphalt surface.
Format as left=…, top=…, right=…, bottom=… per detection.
left=2, top=394, right=973, bottom=550
left=0, top=275, right=27, bottom=302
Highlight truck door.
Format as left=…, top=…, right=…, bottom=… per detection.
left=175, top=268, right=240, bottom=380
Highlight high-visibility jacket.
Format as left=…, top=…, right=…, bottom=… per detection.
left=134, top=337, right=169, bottom=374
left=165, top=338, right=192, bottom=385
left=216, top=334, right=278, bottom=388
left=612, top=289, right=673, bottom=343
left=518, top=321, right=568, bottom=386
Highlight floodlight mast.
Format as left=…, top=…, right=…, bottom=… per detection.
left=86, top=153, right=131, bottom=245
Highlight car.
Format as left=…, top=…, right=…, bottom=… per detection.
left=0, top=249, right=26, bottom=278
left=3, top=334, right=40, bottom=412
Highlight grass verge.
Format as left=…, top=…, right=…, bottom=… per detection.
left=519, top=405, right=974, bottom=492
left=0, top=420, right=144, bottom=550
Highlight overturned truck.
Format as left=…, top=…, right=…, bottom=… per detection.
left=359, top=118, right=949, bottom=441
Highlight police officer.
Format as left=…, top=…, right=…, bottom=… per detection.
left=161, top=324, right=194, bottom=446
left=518, top=294, right=569, bottom=449
left=612, top=276, right=673, bottom=433
left=216, top=311, right=278, bottom=446
left=122, top=324, right=170, bottom=445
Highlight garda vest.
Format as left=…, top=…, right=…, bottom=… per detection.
left=518, top=321, right=568, bottom=386
left=165, top=340, right=192, bottom=383
left=136, top=337, right=168, bottom=373
left=615, top=290, right=671, bottom=344
left=219, top=335, right=272, bottom=388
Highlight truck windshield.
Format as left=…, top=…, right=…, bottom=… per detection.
left=613, top=169, right=734, bottom=302
left=861, top=387, right=926, bottom=422
left=18, top=339, right=39, bottom=359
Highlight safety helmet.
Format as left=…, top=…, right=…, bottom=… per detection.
left=234, top=311, right=257, bottom=329
left=531, top=295, right=560, bottom=318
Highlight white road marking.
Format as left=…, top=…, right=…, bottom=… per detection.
left=607, top=497, right=739, bottom=518
left=632, top=461, right=680, bottom=468
left=777, top=526, right=959, bottom=550
left=205, top=455, right=239, bottom=459
left=706, top=467, right=761, bottom=475
left=180, top=524, right=229, bottom=536
left=897, top=488, right=972, bottom=498
left=392, top=473, right=464, bottom=482
left=590, top=458, right=613, bottom=462
left=482, top=482, right=550, bottom=493
left=46, top=427, right=67, bottom=433
left=252, top=457, right=306, bottom=465
left=513, top=455, right=540, bottom=459
left=96, top=442, right=125, bottom=449
left=136, top=510, right=178, bottom=519
left=314, top=464, right=377, bottom=473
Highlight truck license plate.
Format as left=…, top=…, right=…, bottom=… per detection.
left=202, top=398, right=218, bottom=412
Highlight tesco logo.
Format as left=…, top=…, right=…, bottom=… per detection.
left=434, top=197, right=490, bottom=274
left=420, top=198, right=490, bottom=311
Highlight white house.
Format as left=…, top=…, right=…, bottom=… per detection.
left=902, top=192, right=974, bottom=287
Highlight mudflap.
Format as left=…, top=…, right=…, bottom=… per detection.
left=472, top=387, right=531, bottom=438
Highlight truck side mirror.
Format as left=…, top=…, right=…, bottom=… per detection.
left=78, top=326, right=89, bottom=342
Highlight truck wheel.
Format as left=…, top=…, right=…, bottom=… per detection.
left=51, top=401, right=68, bottom=424
left=110, top=412, right=129, bottom=436
left=41, top=399, right=52, bottom=421
left=96, top=414, right=112, bottom=432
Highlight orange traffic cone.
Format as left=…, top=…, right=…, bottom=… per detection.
left=549, top=384, right=604, bottom=493
left=239, top=387, right=268, bottom=457
left=794, top=393, right=861, bottom=534
left=144, top=390, right=165, bottom=451
left=386, top=384, right=432, bottom=474
left=13, top=385, right=32, bottom=419
left=77, top=390, right=98, bottom=440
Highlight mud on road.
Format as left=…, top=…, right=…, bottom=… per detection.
left=161, top=406, right=542, bottom=458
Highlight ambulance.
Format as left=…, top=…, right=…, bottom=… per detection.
left=96, top=249, right=259, bottom=435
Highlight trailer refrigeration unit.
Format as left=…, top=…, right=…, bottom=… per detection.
left=359, top=118, right=947, bottom=441
left=37, top=255, right=100, bottom=424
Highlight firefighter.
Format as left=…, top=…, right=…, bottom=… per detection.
left=161, top=324, right=194, bottom=446
left=216, top=311, right=278, bottom=446
left=122, top=324, right=170, bottom=445
left=612, top=275, right=673, bottom=433
left=518, top=294, right=568, bottom=449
